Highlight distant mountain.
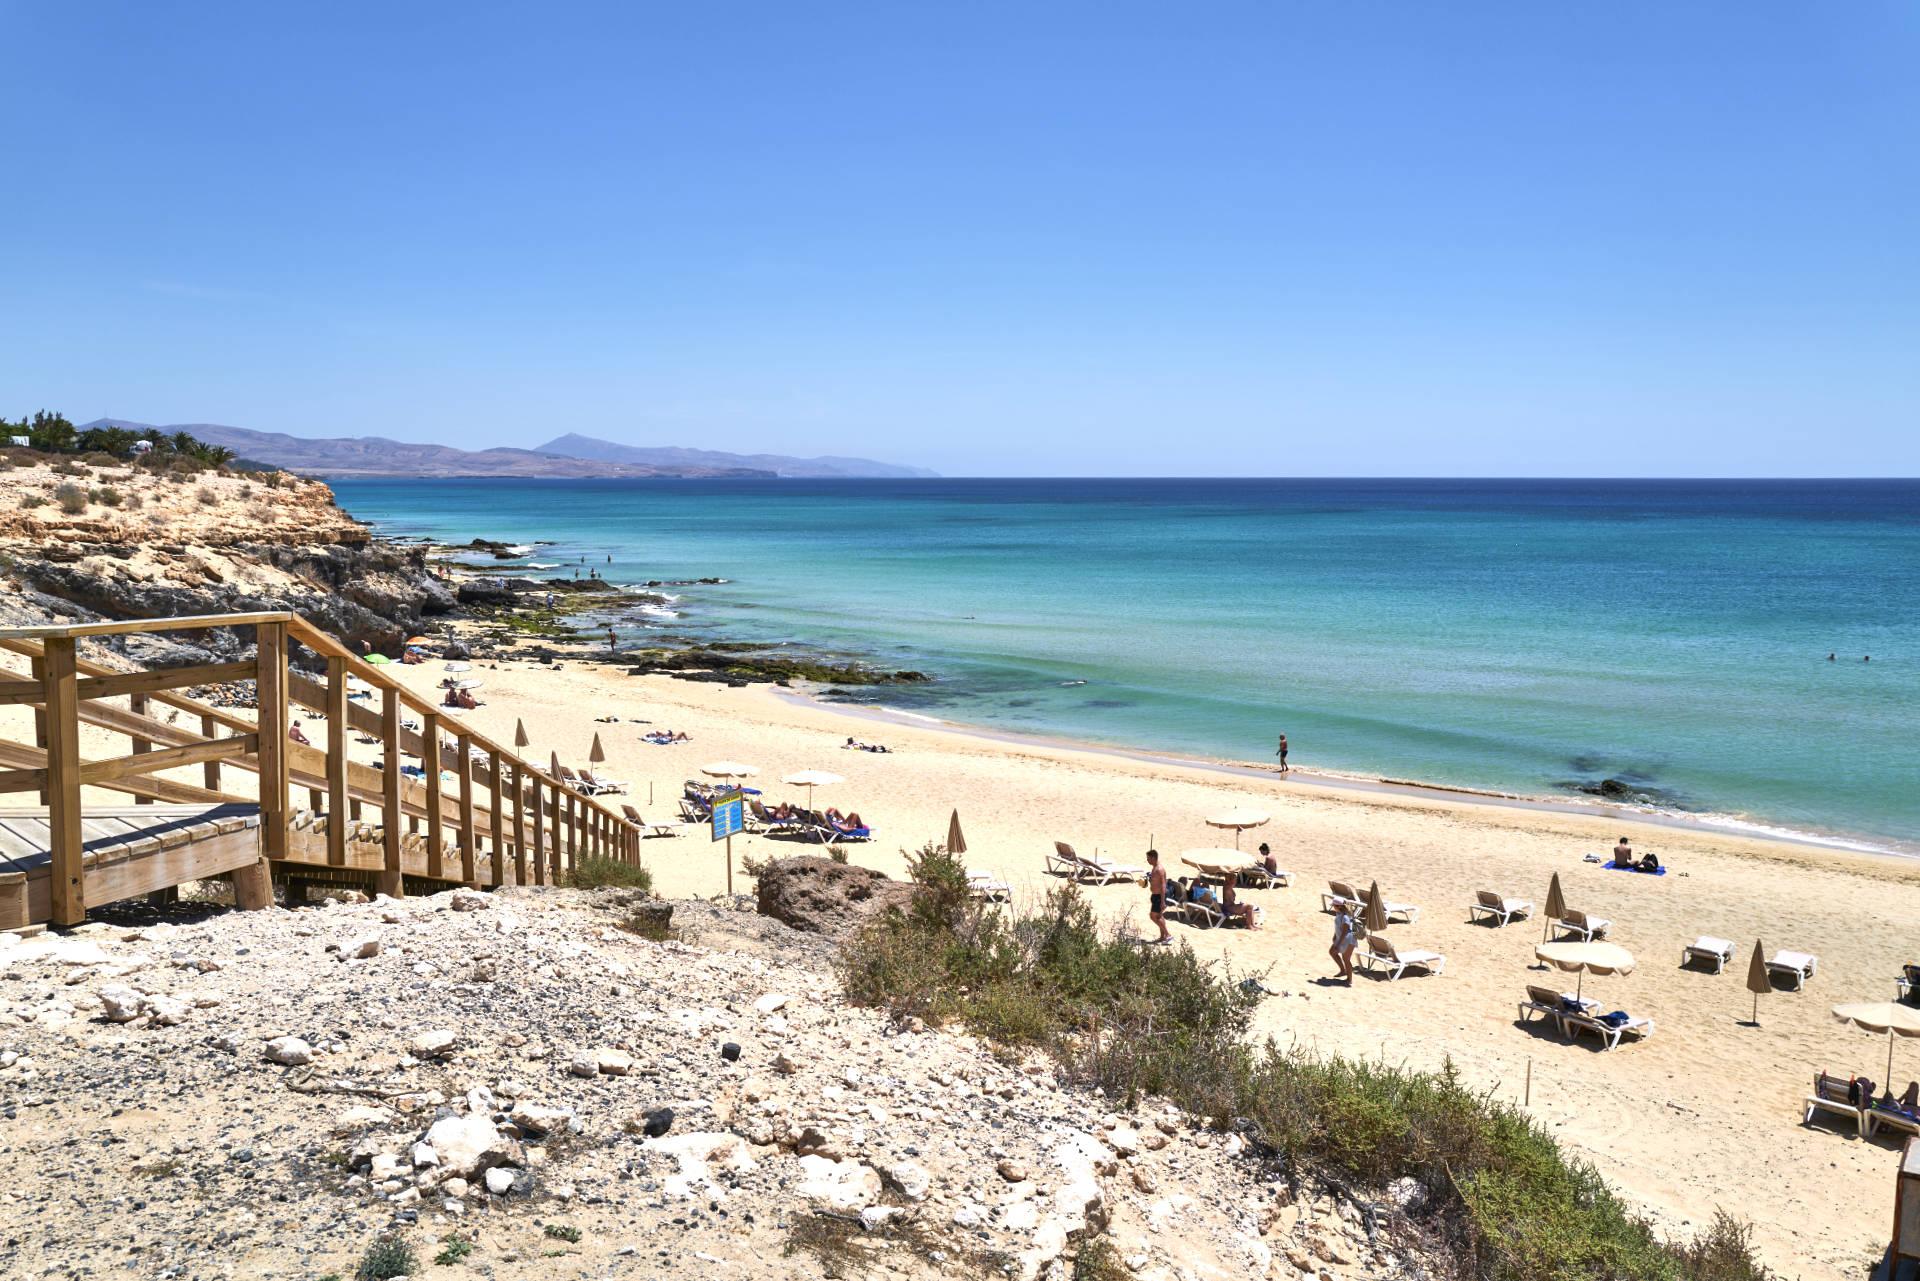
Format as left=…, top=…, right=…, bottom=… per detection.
left=533, top=433, right=938, bottom=479
left=80, top=421, right=776, bottom=480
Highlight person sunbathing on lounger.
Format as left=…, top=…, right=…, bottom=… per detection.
left=824, top=807, right=864, bottom=828
left=1221, top=879, right=1260, bottom=930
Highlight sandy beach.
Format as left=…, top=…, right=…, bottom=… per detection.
left=10, top=632, right=1910, bottom=1279
left=302, top=644, right=1903, bottom=1279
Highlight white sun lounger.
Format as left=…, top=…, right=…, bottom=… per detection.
left=1179, top=895, right=1224, bottom=929
left=1682, top=937, right=1735, bottom=973
left=1321, top=880, right=1364, bottom=914
left=1468, top=891, right=1532, bottom=926
left=966, top=871, right=1011, bottom=902
left=1047, top=842, right=1082, bottom=878
left=1550, top=910, right=1611, bottom=942
left=620, top=806, right=685, bottom=838
left=1766, top=951, right=1818, bottom=990
left=1357, top=936, right=1445, bottom=980
left=1052, top=842, right=1145, bottom=885
left=1804, top=1072, right=1866, bottom=1134
left=1563, top=1010, right=1654, bottom=1050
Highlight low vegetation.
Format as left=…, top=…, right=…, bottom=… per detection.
left=353, top=1235, right=416, bottom=1280
left=837, top=845, right=1770, bottom=1281
left=564, top=855, right=653, bottom=892
left=53, top=483, right=87, bottom=515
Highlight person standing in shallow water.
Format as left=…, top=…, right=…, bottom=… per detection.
left=1275, top=734, right=1289, bottom=773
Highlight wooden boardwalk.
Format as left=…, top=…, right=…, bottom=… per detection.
left=0, top=612, right=646, bottom=928
left=0, top=803, right=263, bottom=930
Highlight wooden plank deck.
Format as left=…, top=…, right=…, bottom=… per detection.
left=0, top=803, right=264, bottom=930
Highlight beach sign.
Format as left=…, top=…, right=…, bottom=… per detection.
left=712, top=788, right=745, bottom=896
left=712, top=789, right=745, bottom=841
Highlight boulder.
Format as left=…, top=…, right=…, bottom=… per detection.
left=795, top=1155, right=882, bottom=1210
left=422, top=1115, right=517, bottom=1178
left=509, top=1100, right=572, bottom=1134
left=264, top=1036, right=314, bottom=1066
left=754, top=856, right=913, bottom=936
left=98, top=986, right=145, bottom=1023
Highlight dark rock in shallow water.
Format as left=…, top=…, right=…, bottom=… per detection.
left=1595, top=778, right=1635, bottom=799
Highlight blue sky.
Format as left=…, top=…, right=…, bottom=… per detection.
left=2, top=4, right=1915, bottom=476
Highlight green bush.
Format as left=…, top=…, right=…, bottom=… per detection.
left=196, top=486, right=218, bottom=504
left=53, top=483, right=87, bottom=515
left=354, top=1235, right=416, bottom=1280
left=837, top=846, right=1771, bottom=1281
left=92, top=486, right=123, bottom=507
left=18, top=493, right=45, bottom=509
left=565, top=855, right=653, bottom=892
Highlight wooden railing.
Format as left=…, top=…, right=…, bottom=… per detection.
left=0, top=612, right=645, bottom=924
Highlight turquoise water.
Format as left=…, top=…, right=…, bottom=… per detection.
left=333, top=478, right=1920, bottom=852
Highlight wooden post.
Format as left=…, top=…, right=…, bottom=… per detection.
left=129, top=693, right=154, bottom=805
left=42, top=637, right=84, bottom=926
left=508, top=761, right=526, bottom=886
left=423, top=712, right=445, bottom=880
left=379, top=686, right=403, bottom=898
left=549, top=778, right=564, bottom=883
left=254, top=622, right=289, bottom=865
left=30, top=653, right=50, bottom=805
left=565, top=789, right=579, bottom=876
left=325, top=656, right=348, bottom=867
left=529, top=773, right=545, bottom=886
left=458, top=731, right=479, bottom=887
left=200, top=714, right=221, bottom=790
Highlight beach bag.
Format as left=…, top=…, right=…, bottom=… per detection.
left=1600, top=1011, right=1631, bottom=1028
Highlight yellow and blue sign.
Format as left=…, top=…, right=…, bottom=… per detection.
left=711, top=789, right=744, bottom=841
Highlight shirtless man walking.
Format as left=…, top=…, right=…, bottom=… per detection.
left=1275, top=734, right=1289, bottom=773
left=1146, top=849, right=1172, bottom=945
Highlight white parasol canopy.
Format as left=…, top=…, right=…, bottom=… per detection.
left=1535, top=941, right=1636, bottom=999
left=701, top=761, right=760, bottom=781
left=1203, top=807, right=1270, bottom=851
left=1833, top=1002, right=1920, bottom=1082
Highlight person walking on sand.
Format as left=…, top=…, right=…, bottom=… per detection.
left=1146, top=849, right=1172, bottom=946
left=1329, top=901, right=1357, bottom=982
left=1275, top=734, right=1289, bottom=773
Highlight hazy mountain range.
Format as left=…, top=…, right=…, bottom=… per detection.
left=79, top=421, right=934, bottom=480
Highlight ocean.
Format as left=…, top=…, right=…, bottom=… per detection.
left=331, top=478, right=1920, bottom=853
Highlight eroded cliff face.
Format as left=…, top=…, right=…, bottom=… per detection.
left=0, top=457, right=455, bottom=658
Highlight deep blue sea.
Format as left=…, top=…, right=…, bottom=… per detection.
left=332, top=478, right=1920, bottom=852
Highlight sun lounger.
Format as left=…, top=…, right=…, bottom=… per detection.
left=1321, top=880, right=1364, bottom=914
left=815, top=815, right=873, bottom=843
left=1236, top=865, right=1293, bottom=889
left=1047, top=842, right=1082, bottom=877
left=1563, top=1009, right=1654, bottom=1050
left=1550, top=910, right=1611, bottom=942
left=1517, top=983, right=1595, bottom=1032
left=966, top=871, right=1011, bottom=902
left=1803, top=1072, right=1867, bottom=1134
left=747, top=799, right=805, bottom=833
left=1468, top=891, right=1532, bottom=926
left=1371, top=894, right=1420, bottom=924
left=619, top=805, right=684, bottom=838
left=1052, top=842, right=1144, bottom=885
left=1179, top=895, right=1224, bottom=929
left=678, top=797, right=710, bottom=823
left=1681, top=937, right=1735, bottom=974
left=1868, top=1100, right=1920, bottom=1141
left=1357, top=936, right=1445, bottom=980
left=1900, top=964, right=1920, bottom=1004
left=1766, top=951, right=1817, bottom=990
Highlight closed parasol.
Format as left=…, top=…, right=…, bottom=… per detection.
left=946, top=809, right=967, bottom=856
left=590, top=733, right=606, bottom=765
left=1203, top=807, right=1270, bottom=851
left=1832, top=1002, right=1920, bottom=1083
left=1362, top=880, right=1389, bottom=934
left=1535, top=940, right=1635, bottom=999
left=1542, top=872, right=1566, bottom=942
left=1745, top=939, right=1770, bottom=1025
left=514, top=719, right=531, bottom=749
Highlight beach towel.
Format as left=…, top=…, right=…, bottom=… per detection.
left=1605, top=864, right=1667, bottom=876
left=1600, top=1011, right=1631, bottom=1027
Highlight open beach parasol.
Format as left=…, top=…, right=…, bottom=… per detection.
left=702, top=761, right=760, bottom=782
left=589, top=733, right=606, bottom=766
left=407, top=636, right=432, bottom=647
left=1362, top=880, right=1389, bottom=934
left=364, top=653, right=392, bottom=666
left=1542, top=872, right=1566, bottom=942
left=1180, top=848, right=1251, bottom=876
left=1203, top=807, right=1270, bottom=851
left=1535, top=940, right=1635, bottom=999
left=946, top=809, right=967, bottom=856
left=781, top=770, right=843, bottom=838
left=1832, top=1002, right=1920, bottom=1083
left=1745, top=940, right=1770, bottom=1025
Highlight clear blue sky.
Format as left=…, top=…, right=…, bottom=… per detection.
left=3, top=4, right=1915, bottom=476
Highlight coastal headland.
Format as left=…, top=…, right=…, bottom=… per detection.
left=0, top=455, right=1909, bottom=1278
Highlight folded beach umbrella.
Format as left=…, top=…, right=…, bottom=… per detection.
left=1542, top=872, right=1566, bottom=942
left=1362, top=880, right=1389, bottom=935
left=589, top=733, right=607, bottom=766
left=1745, top=939, right=1770, bottom=1025
left=1203, top=807, right=1270, bottom=851
left=515, top=719, right=531, bottom=749
left=1832, top=1001, right=1920, bottom=1083
left=946, top=809, right=967, bottom=857
left=1535, top=940, right=1635, bottom=1000
left=550, top=751, right=563, bottom=781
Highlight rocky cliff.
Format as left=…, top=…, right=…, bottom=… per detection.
left=0, top=452, right=454, bottom=658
